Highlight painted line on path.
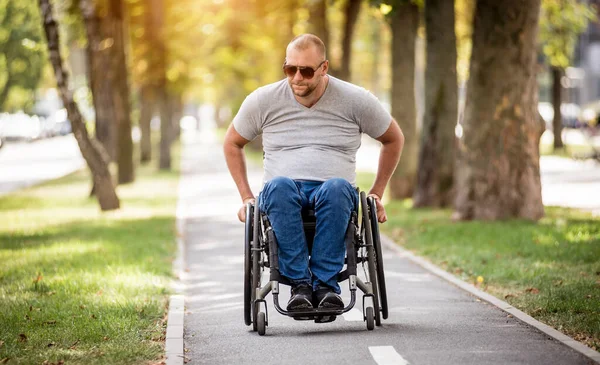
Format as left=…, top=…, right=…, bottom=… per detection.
left=369, top=346, right=410, bottom=365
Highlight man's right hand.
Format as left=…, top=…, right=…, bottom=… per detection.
left=238, top=197, right=256, bottom=222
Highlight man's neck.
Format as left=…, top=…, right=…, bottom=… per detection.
left=295, top=75, right=329, bottom=108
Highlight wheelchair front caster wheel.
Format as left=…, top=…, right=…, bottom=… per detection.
left=365, top=307, right=375, bottom=331
left=257, top=312, right=267, bottom=336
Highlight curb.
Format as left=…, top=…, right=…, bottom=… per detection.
left=165, top=165, right=188, bottom=364
left=380, top=234, right=600, bottom=364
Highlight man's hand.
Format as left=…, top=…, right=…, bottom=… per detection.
left=238, top=197, right=256, bottom=222
left=368, top=193, right=387, bottom=223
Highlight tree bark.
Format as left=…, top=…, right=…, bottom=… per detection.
left=306, top=0, right=329, bottom=48
left=454, top=0, right=544, bottom=221
left=338, top=0, right=362, bottom=81
left=109, top=0, right=134, bottom=184
left=39, top=0, right=119, bottom=211
left=369, top=17, right=381, bottom=97
left=158, top=87, right=172, bottom=170
left=80, top=0, right=116, bottom=161
left=139, top=85, right=153, bottom=164
left=0, top=73, right=12, bottom=110
left=170, top=92, right=183, bottom=141
left=148, top=0, right=172, bottom=170
left=388, top=3, right=419, bottom=199
left=413, top=0, right=458, bottom=208
left=552, top=66, right=564, bottom=149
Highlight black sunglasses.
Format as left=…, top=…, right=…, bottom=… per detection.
left=282, top=60, right=326, bottom=79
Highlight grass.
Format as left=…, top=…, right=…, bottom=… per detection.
left=0, top=142, right=180, bottom=364
left=361, top=169, right=600, bottom=350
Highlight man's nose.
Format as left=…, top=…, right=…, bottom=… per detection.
left=292, top=69, right=304, bottom=81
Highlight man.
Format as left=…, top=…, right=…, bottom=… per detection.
left=223, top=34, right=404, bottom=318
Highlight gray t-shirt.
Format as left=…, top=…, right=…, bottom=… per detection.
left=232, top=76, right=392, bottom=186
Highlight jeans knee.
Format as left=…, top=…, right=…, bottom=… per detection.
left=322, top=178, right=353, bottom=193
left=260, top=176, right=299, bottom=210
left=315, top=178, right=356, bottom=208
left=263, top=176, right=296, bottom=194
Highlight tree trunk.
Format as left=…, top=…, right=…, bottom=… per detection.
left=369, top=17, right=381, bottom=97
left=388, top=3, right=419, bottom=199
left=148, top=0, right=172, bottom=170
left=158, top=87, right=172, bottom=170
left=0, top=73, right=13, bottom=110
left=281, top=0, right=298, bottom=63
left=306, top=0, right=329, bottom=49
left=170, top=92, right=183, bottom=141
left=139, top=85, right=153, bottom=164
left=39, top=0, right=120, bottom=211
left=413, top=0, right=458, bottom=208
left=454, top=0, right=544, bottom=221
left=80, top=0, right=116, bottom=161
left=109, top=0, right=134, bottom=184
left=552, top=66, right=564, bottom=149
left=338, top=0, right=362, bottom=81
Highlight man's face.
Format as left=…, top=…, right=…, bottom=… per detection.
left=284, top=46, right=327, bottom=98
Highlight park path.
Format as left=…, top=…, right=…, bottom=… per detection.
left=177, top=129, right=597, bottom=365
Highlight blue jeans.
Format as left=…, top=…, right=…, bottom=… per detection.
left=258, top=177, right=358, bottom=294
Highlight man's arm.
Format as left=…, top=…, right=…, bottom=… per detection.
left=223, top=124, right=255, bottom=221
left=368, top=118, right=404, bottom=222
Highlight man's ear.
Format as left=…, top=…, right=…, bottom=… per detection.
left=322, top=60, right=329, bottom=75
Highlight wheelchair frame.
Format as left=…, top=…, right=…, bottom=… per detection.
left=243, top=190, right=388, bottom=335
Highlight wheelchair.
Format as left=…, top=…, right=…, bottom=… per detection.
left=243, top=190, right=388, bottom=336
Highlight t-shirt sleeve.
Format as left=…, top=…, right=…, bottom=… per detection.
left=355, top=89, right=392, bottom=139
left=232, top=90, right=262, bottom=141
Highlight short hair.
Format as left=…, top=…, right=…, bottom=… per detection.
left=287, top=34, right=327, bottom=60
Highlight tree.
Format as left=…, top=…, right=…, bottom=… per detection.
left=413, top=0, right=458, bottom=208
left=455, top=0, right=544, bottom=221
left=39, top=0, right=120, bottom=211
left=306, top=0, right=329, bottom=48
left=80, top=0, right=134, bottom=184
left=109, top=0, right=134, bottom=184
left=0, top=0, right=45, bottom=111
left=338, top=0, right=362, bottom=81
left=372, top=0, right=420, bottom=199
left=539, top=0, right=596, bottom=149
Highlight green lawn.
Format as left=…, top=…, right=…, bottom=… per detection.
left=376, top=192, right=600, bottom=351
left=0, top=144, right=180, bottom=364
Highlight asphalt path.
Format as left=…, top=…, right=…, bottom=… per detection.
left=179, top=131, right=595, bottom=365
left=0, top=135, right=84, bottom=196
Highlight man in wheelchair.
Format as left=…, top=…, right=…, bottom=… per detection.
left=224, top=34, right=404, bottom=321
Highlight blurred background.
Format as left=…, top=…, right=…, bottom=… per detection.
left=0, top=0, right=598, bottom=148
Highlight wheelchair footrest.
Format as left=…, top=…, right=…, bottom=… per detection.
left=286, top=307, right=345, bottom=319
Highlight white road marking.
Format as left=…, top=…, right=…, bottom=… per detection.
left=369, top=346, right=409, bottom=365
left=342, top=308, right=364, bottom=321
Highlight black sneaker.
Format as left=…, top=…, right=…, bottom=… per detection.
left=313, top=287, right=343, bottom=324
left=286, top=283, right=313, bottom=312
left=314, top=287, right=344, bottom=309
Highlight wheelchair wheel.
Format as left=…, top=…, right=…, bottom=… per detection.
left=244, top=203, right=253, bottom=326
left=367, top=197, right=389, bottom=321
left=257, top=311, right=267, bottom=336
left=365, top=306, right=375, bottom=331
left=251, top=203, right=263, bottom=332
left=360, top=192, right=381, bottom=326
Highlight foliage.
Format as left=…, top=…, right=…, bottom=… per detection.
left=540, top=0, right=597, bottom=69
left=0, top=0, right=46, bottom=112
left=368, top=0, right=423, bottom=19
